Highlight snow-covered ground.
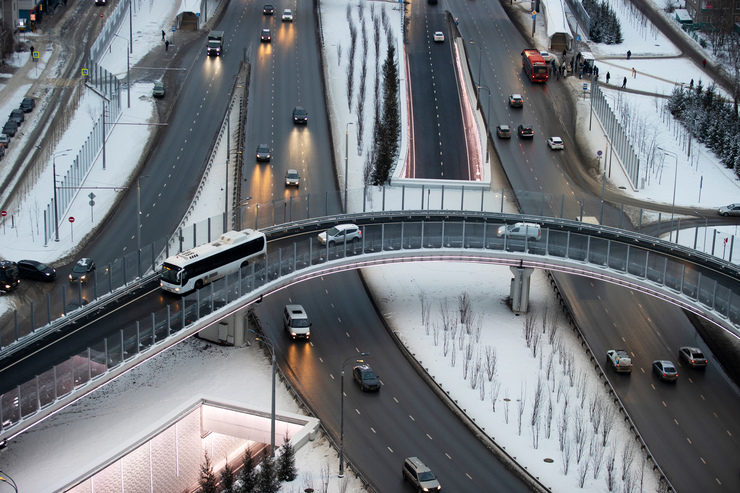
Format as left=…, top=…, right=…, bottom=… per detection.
left=0, top=0, right=737, bottom=491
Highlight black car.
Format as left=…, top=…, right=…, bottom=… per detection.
left=17, top=259, right=56, bottom=281
left=3, top=120, right=18, bottom=137
left=292, top=106, right=308, bottom=124
left=263, top=4, right=274, bottom=15
left=0, top=133, right=9, bottom=148
left=20, top=97, right=35, bottom=113
left=260, top=28, right=271, bottom=42
left=0, top=260, right=20, bottom=292
left=9, top=108, right=24, bottom=126
left=517, top=124, right=534, bottom=138
left=69, top=257, right=96, bottom=283
left=352, top=364, right=380, bottom=391
left=256, top=144, right=271, bottom=162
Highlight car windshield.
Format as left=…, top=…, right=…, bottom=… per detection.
left=291, top=318, right=309, bottom=327
left=326, top=227, right=340, bottom=236
left=287, top=171, right=298, bottom=178
left=72, top=263, right=87, bottom=273
left=693, top=351, right=705, bottom=359
left=160, top=263, right=182, bottom=284
left=663, top=364, right=676, bottom=372
left=362, top=370, right=377, bottom=380
left=418, top=471, right=436, bottom=481
left=35, top=262, right=50, bottom=270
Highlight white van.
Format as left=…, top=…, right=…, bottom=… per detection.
left=496, top=222, right=542, bottom=241
left=284, top=304, right=311, bottom=340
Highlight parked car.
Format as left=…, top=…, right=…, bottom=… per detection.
left=285, top=169, right=300, bottom=187
left=0, top=145, right=4, bottom=161
left=0, top=260, right=20, bottom=293
left=283, top=304, right=311, bottom=340
left=402, top=457, right=441, bottom=492
left=152, top=81, right=165, bottom=98
left=256, top=144, right=271, bottom=162
left=517, top=124, right=534, bottom=138
left=433, top=31, right=445, bottom=42
left=282, top=9, right=293, bottom=21
left=678, top=346, right=708, bottom=368
left=17, top=259, right=56, bottom=281
left=9, top=109, right=24, bottom=125
left=717, top=203, right=740, bottom=216
left=260, top=28, right=272, bottom=42
left=496, top=124, right=511, bottom=139
left=292, top=106, right=308, bottom=124
left=652, top=360, right=678, bottom=382
left=20, top=97, right=35, bottom=113
left=353, top=364, right=380, bottom=391
left=317, top=223, right=362, bottom=245
left=69, top=257, right=96, bottom=283
left=3, top=120, right=18, bottom=137
left=263, top=4, right=274, bottom=15
left=539, top=50, right=555, bottom=64
left=0, top=133, right=10, bottom=148
left=496, top=222, right=541, bottom=241
left=509, top=93, right=523, bottom=107
left=547, top=136, right=564, bottom=150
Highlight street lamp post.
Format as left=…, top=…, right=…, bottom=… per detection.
left=468, top=41, right=482, bottom=103
left=0, top=470, right=18, bottom=493
left=136, top=175, right=149, bottom=253
left=52, top=149, right=72, bottom=242
left=339, top=351, right=369, bottom=477
left=657, top=146, right=679, bottom=241
left=344, top=122, right=354, bottom=209
left=248, top=329, right=276, bottom=456
left=113, top=33, right=130, bottom=108
left=477, top=85, right=491, bottom=162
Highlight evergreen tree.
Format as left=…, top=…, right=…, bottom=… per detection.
left=371, top=41, right=400, bottom=185
left=221, top=456, right=235, bottom=492
left=257, top=453, right=280, bottom=493
left=239, top=447, right=257, bottom=493
left=199, top=452, right=218, bottom=493
left=277, top=437, right=298, bottom=482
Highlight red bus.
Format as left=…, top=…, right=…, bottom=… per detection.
left=522, top=49, right=549, bottom=83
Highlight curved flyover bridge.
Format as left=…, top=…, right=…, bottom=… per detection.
left=1, top=210, right=738, bottom=442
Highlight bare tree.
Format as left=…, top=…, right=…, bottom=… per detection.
left=419, top=290, right=429, bottom=326
left=458, top=292, right=471, bottom=327
left=577, top=454, right=590, bottom=487
left=440, top=300, right=454, bottom=332
left=473, top=314, right=482, bottom=342
left=547, top=311, right=559, bottom=344
left=321, top=462, right=330, bottom=493
left=573, top=408, right=588, bottom=464
left=621, top=442, right=635, bottom=481
left=558, top=407, right=570, bottom=452
left=490, top=379, right=501, bottom=412
left=339, top=476, right=349, bottom=493
left=545, top=393, right=554, bottom=439
left=457, top=325, right=465, bottom=351
left=601, top=406, right=616, bottom=446
left=577, top=371, right=587, bottom=408
left=605, top=449, right=616, bottom=491
left=530, top=376, right=544, bottom=427
left=462, top=344, right=469, bottom=380
left=432, top=322, right=440, bottom=346
left=590, top=395, right=603, bottom=434
left=531, top=331, right=542, bottom=358
left=591, top=436, right=605, bottom=479
left=478, top=372, right=485, bottom=400
left=545, top=352, right=555, bottom=382
left=485, top=346, right=497, bottom=381
left=450, top=340, right=456, bottom=367
left=531, top=410, right=542, bottom=449
left=523, top=311, right=537, bottom=347
left=561, top=437, right=572, bottom=475
left=622, top=467, right=636, bottom=493
left=567, top=356, right=576, bottom=387
left=302, top=471, right=314, bottom=492
left=336, top=44, right=342, bottom=66
left=517, top=385, right=526, bottom=436
left=347, top=24, right=358, bottom=109
left=504, top=392, right=510, bottom=423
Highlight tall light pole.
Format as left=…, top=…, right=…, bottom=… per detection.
left=248, top=329, right=276, bottom=456
left=344, top=121, right=354, bottom=209
left=339, top=351, right=369, bottom=477
left=136, top=175, right=149, bottom=253
left=477, top=85, right=491, bottom=163
left=52, top=148, right=72, bottom=242
left=658, top=146, right=679, bottom=241
left=112, top=33, right=130, bottom=108
left=468, top=41, right=482, bottom=101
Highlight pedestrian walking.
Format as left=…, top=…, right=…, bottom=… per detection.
left=165, top=39, right=170, bottom=52
left=631, top=67, right=636, bottom=78
left=562, top=49, right=566, bottom=60
left=702, top=58, right=706, bottom=68
left=606, top=71, right=610, bottom=84
left=162, top=30, right=165, bottom=41
left=622, top=77, right=627, bottom=88
left=626, top=50, right=631, bottom=60
left=690, top=78, right=694, bottom=89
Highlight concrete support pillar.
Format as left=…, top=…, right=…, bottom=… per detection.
left=509, top=266, right=535, bottom=314
left=233, top=309, right=248, bottom=347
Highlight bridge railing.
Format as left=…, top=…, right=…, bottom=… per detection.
left=2, top=214, right=738, bottom=440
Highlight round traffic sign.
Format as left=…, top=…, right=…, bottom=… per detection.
left=69, top=217, right=75, bottom=223
left=0, top=210, right=6, bottom=217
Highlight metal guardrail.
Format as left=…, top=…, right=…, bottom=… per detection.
left=2, top=211, right=738, bottom=441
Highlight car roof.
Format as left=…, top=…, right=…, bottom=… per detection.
left=335, top=223, right=357, bottom=230
left=550, top=136, right=563, bottom=141
left=19, top=259, right=42, bottom=266
left=681, top=346, right=701, bottom=352
left=511, top=93, right=522, bottom=98
left=76, top=257, right=93, bottom=265
left=286, top=168, right=298, bottom=174
left=285, top=303, right=306, bottom=313
left=655, top=360, right=674, bottom=366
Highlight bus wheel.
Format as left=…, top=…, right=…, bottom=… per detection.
left=195, top=280, right=203, bottom=290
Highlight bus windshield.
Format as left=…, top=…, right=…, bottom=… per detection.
left=160, top=263, right=183, bottom=285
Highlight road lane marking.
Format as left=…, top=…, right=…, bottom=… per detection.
left=686, top=437, right=692, bottom=445
left=727, top=430, right=732, bottom=437
left=387, top=446, right=394, bottom=453
left=370, top=427, right=376, bottom=434
left=355, top=409, right=360, bottom=415
left=318, top=357, right=323, bottom=364
left=426, top=434, right=433, bottom=440
left=700, top=394, right=705, bottom=400
left=700, top=457, right=706, bottom=464
left=445, top=452, right=452, bottom=460
left=650, top=383, right=655, bottom=390
left=329, top=374, right=334, bottom=380
left=408, top=415, right=415, bottom=422
left=466, top=473, right=473, bottom=480
left=393, top=397, right=399, bottom=404
left=661, top=401, right=667, bottom=407
left=673, top=418, right=679, bottom=425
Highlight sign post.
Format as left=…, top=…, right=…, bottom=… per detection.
left=69, top=216, right=75, bottom=242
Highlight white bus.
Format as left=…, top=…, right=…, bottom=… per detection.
left=159, top=229, right=266, bottom=294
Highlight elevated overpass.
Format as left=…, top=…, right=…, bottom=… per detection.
left=2, top=209, right=738, bottom=442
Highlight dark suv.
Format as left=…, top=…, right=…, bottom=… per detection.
left=0, top=260, right=20, bottom=292
left=3, top=120, right=18, bottom=137
left=517, top=124, right=534, bottom=138
left=292, top=106, right=308, bottom=124
left=402, top=457, right=441, bottom=492
left=352, top=364, right=380, bottom=391
left=69, top=257, right=96, bottom=283
left=20, top=97, right=35, bottom=113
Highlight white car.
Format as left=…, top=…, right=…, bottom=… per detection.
left=433, top=31, right=444, bottom=42
left=282, top=9, right=293, bottom=21
left=717, top=203, right=740, bottom=216
left=547, top=136, right=564, bottom=150
left=318, top=224, right=362, bottom=245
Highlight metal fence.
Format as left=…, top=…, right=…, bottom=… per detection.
left=591, top=83, right=642, bottom=188
left=89, top=0, right=131, bottom=63
left=2, top=214, right=738, bottom=438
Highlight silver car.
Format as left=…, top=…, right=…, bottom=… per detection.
left=317, top=224, right=362, bottom=245
left=718, top=203, right=740, bottom=216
